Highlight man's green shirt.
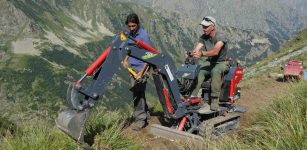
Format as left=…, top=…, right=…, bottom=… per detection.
left=198, top=33, right=228, bottom=63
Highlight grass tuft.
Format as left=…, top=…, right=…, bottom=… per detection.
left=85, top=106, right=141, bottom=149
left=0, top=119, right=77, bottom=150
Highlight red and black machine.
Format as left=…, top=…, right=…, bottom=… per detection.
left=56, top=31, right=245, bottom=147
left=283, top=60, right=304, bottom=80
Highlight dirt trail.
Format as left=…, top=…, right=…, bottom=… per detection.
left=237, top=76, right=291, bottom=127
left=123, top=75, right=292, bottom=149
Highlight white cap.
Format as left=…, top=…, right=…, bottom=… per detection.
left=200, top=16, right=216, bottom=26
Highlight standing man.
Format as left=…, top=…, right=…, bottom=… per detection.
left=122, top=13, right=151, bottom=130
left=191, top=16, right=229, bottom=111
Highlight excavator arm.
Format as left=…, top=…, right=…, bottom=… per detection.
left=73, top=32, right=186, bottom=117
left=56, top=31, right=190, bottom=145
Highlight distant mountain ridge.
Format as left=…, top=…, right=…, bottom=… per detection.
left=280, top=0, right=307, bottom=16
left=123, top=0, right=307, bottom=40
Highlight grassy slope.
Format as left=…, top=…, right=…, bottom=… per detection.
left=213, top=29, right=307, bottom=150
left=216, top=81, right=307, bottom=150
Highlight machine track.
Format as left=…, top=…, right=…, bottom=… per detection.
left=199, top=113, right=240, bottom=139
left=149, top=113, right=241, bottom=148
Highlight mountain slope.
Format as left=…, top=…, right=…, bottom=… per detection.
left=245, top=29, right=307, bottom=78
left=123, top=0, right=307, bottom=39
left=280, top=0, right=307, bottom=16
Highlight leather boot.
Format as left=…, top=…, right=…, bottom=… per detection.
left=131, top=120, right=147, bottom=131
left=210, top=97, right=220, bottom=111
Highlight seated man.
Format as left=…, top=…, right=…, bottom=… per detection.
left=190, top=16, right=230, bottom=111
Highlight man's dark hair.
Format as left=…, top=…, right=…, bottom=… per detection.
left=125, top=13, right=140, bottom=25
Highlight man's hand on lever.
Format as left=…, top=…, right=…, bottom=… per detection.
left=192, top=50, right=202, bottom=59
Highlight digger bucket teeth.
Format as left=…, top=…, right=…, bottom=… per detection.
left=55, top=109, right=90, bottom=146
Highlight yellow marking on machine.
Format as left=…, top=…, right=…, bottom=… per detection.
left=127, top=67, right=138, bottom=78
left=182, top=73, right=191, bottom=78
left=142, top=52, right=157, bottom=59
left=120, top=33, right=127, bottom=41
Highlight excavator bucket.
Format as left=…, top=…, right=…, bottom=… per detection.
left=55, top=109, right=90, bottom=147
left=56, top=82, right=92, bottom=148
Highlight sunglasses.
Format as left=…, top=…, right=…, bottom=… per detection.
left=202, top=17, right=215, bottom=26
